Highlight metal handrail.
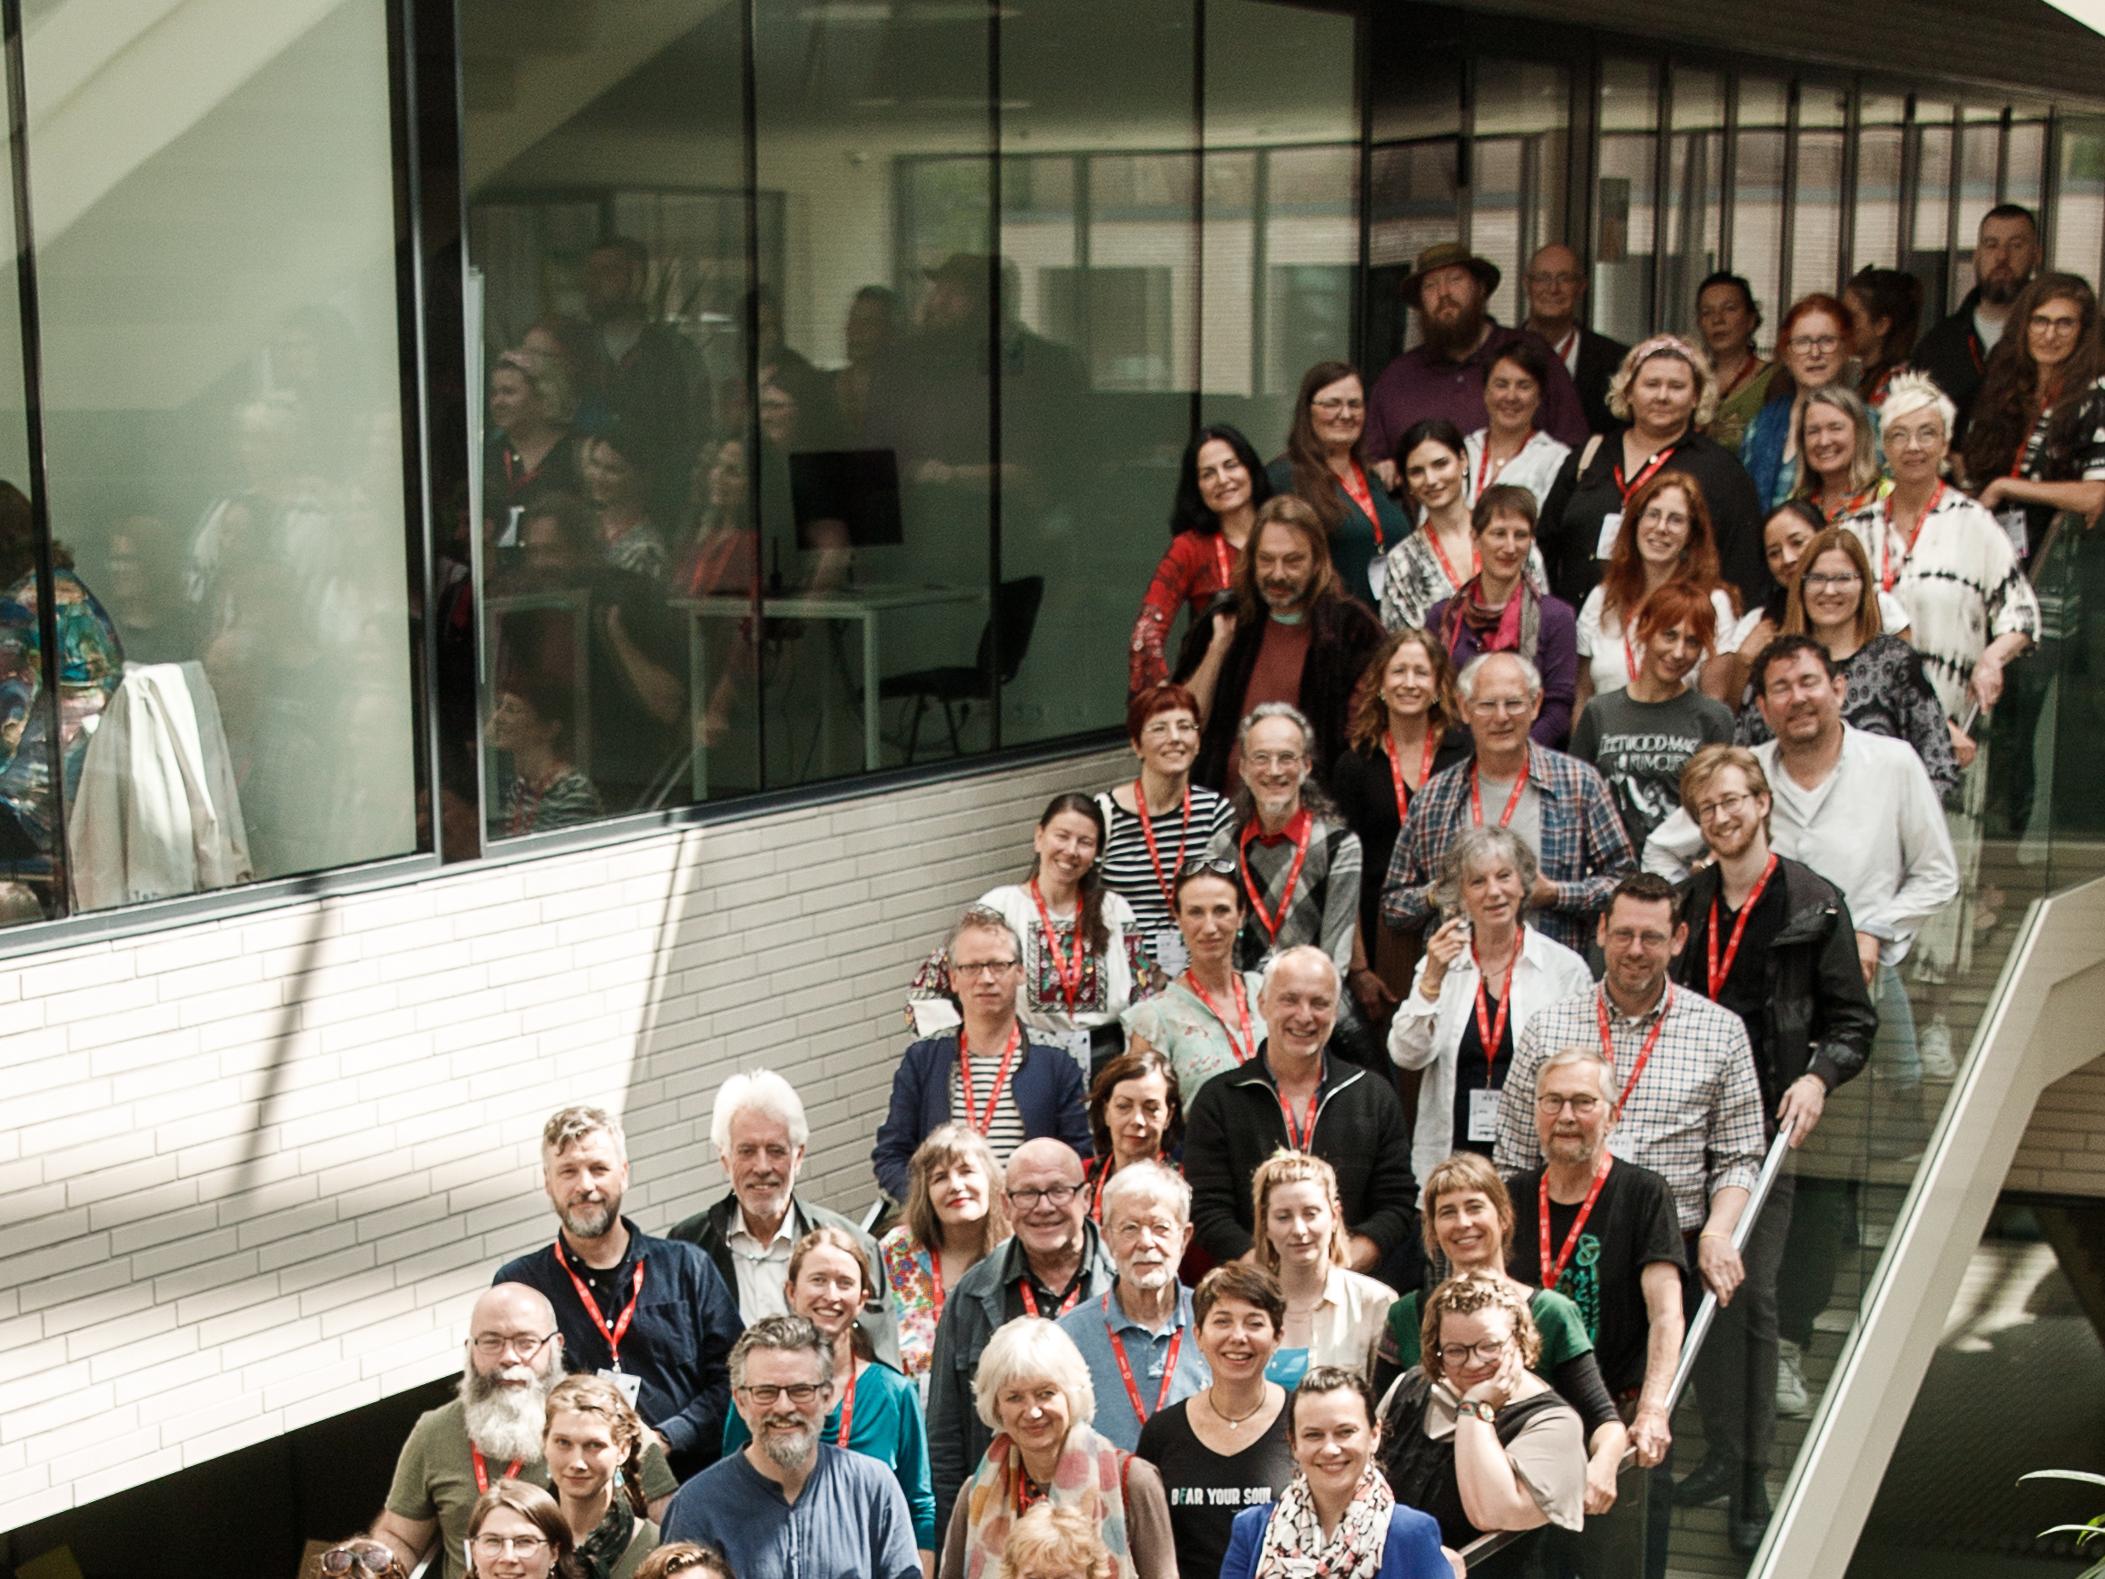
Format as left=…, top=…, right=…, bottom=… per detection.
left=1458, top=1123, right=1799, bottom=1568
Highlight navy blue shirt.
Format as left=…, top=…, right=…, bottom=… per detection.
left=495, top=1218, right=742, bottom=1473
left=663, top=1443, right=922, bottom=1579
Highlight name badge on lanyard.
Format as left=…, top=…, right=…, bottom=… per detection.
left=1152, top=928, right=1189, bottom=978
left=1467, top=1087, right=1501, bottom=1143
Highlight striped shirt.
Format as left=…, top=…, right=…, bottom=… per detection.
left=952, top=1042, right=1029, bottom=1166
left=1097, top=784, right=1235, bottom=940
left=1493, top=983, right=1766, bottom=1231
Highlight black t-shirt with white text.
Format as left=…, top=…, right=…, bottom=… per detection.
left=1136, top=1398, right=1295, bottom=1579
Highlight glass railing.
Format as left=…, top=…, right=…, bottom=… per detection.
left=1464, top=511, right=2104, bottom=1576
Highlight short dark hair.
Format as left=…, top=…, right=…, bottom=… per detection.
left=1697, top=270, right=1761, bottom=328
left=1472, top=483, right=1538, bottom=534
left=1194, top=1261, right=1287, bottom=1332
left=1086, top=1048, right=1184, bottom=1159
left=1608, top=870, right=1684, bottom=926
left=1488, top=335, right=1557, bottom=396
left=1750, top=631, right=1839, bottom=695
left=1288, top=1364, right=1376, bottom=1434
left=1127, top=682, right=1203, bottom=745
left=1980, top=203, right=2040, bottom=238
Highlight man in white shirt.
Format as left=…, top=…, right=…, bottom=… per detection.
left=1644, top=635, right=1957, bottom=1085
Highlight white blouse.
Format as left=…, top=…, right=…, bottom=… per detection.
left=1576, top=583, right=1738, bottom=695
left=1463, top=428, right=1573, bottom=513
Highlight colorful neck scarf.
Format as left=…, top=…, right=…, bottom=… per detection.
left=962, top=1428, right=1136, bottom=1579
left=1253, top=1464, right=1397, bottom=1579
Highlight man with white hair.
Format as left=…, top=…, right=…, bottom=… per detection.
left=496, top=1105, right=743, bottom=1478
left=1383, top=649, right=1634, bottom=954
left=369, top=1283, right=679, bottom=1577
left=661, top=1314, right=921, bottom=1579
left=1181, top=945, right=1418, bottom=1279
left=1054, top=1161, right=1209, bottom=1449
left=669, top=1069, right=898, bottom=1363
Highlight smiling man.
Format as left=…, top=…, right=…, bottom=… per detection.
left=662, top=1315, right=921, bottom=1579
left=495, top=1106, right=743, bottom=1480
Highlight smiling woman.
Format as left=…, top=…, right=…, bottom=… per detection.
left=541, top=1376, right=661, bottom=1579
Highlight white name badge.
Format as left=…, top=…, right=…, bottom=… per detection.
left=1055, top=1027, right=1093, bottom=1076
left=1367, top=553, right=1389, bottom=606
left=599, top=1368, right=643, bottom=1406
left=1468, top=1087, right=1501, bottom=1144
left=1594, top=511, right=1623, bottom=560
left=1152, top=928, right=1189, bottom=978
left=1996, top=505, right=2029, bottom=561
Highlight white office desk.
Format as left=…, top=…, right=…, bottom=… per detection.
left=674, top=581, right=988, bottom=795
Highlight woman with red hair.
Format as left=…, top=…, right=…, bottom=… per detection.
left=1572, top=470, right=1738, bottom=719
left=1740, top=293, right=1855, bottom=510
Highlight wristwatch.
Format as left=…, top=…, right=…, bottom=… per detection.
left=1456, top=1399, right=1498, bottom=1423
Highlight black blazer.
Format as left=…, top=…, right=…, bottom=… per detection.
left=1572, top=327, right=1632, bottom=438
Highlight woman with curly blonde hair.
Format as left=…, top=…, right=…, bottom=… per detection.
left=994, top=1503, right=1117, bottom=1579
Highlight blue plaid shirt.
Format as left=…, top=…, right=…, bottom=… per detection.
left=1380, top=746, right=1636, bottom=955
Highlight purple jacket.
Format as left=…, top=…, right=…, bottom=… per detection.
left=1365, top=322, right=1590, bottom=464
left=1426, top=589, right=1580, bottom=749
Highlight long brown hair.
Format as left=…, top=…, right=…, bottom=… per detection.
left=1599, top=469, right=1729, bottom=624
left=1781, top=527, right=1881, bottom=649
left=1283, top=359, right=1367, bottom=533
left=787, top=1226, right=881, bottom=1361
left=1234, top=495, right=1336, bottom=619
left=1347, top=627, right=1458, bottom=752
left=1962, top=273, right=2105, bottom=487
left=1027, top=792, right=1110, bottom=953
left=903, top=1122, right=1009, bottom=1259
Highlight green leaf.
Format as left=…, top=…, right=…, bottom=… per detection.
left=2022, top=1470, right=2105, bottom=1490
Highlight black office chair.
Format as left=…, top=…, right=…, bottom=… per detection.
left=880, top=576, right=1045, bottom=762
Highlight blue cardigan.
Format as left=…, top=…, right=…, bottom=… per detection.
left=1221, top=1500, right=1451, bottom=1579
left=870, top=1032, right=1092, bottom=1200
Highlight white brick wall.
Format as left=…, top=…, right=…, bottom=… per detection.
left=0, top=745, right=1127, bottom=1526
left=2007, top=1051, right=2105, bottom=1197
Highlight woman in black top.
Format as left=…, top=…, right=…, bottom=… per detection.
left=1540, top=334, right=1768, bottom=610
left=1137, top=1262, right=1298, bottom=1579
left=1330, top=629, right=1471, bottom=1026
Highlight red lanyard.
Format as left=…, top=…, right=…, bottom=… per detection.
left=1821, top=487, right=1875, bottom=526
left=1090, top=1164, right=1110, bottom=1224
left=1213, top=533, right=1236, bottom=589
left=1278, top=1082, right=1321, bottom=1150
left=1596, top=986, right=1674, bottom=1108
left=1539, top=1154, right=1615, bottom=1294
left=1104, top=1293, right=1184, bottom=1424
left=1613, top=444, right=1678, bottom=504
left=1238, top=810, right=1313, bottom=943
left=1717, top=356, right=1763, bottom=402
left=1384, top=727, right=1440, bottom=828
left=1621, top=621, right=1641, bottom=686
left=1469, top=750, right=1530, bottom=827
left=835, top=1359, right=860, bottom=1447
left=1134, top=780, right=1190, bottom=914
left=1422, top=522, right=1479, bottom=591
left=1881, top=483, right=1943, bottom=592
left=1476, top=433, right=1532, bottom=496
left=1183, top=969, right=1255, bottom=1064
left=1029, top=879, right=1088, bottom=1012
left=957, top=1023, right=1023, bottom=1136
left=927, top=1247, right=946, bottom=1328
left=552, top=1240, right=646, bottom=1369
left=1340, top=463, right=1385, bottom=550
left=1706, top=854, right=1779, bottom=997
left=471, top=1444, right=523, bottom=1493
left=1553, top=328, right=1579, bottom=365
left=1471, top=933, right=1519, bottom=1074
left=1019, top=1277, right=1083, bottom=1319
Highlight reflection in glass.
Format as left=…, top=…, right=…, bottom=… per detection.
left=1594, top=58, right=1660, bottom=345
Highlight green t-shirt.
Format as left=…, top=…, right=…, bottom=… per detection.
left=384, top=1398, right=677, bottom=1579
left=1379, top=1286, right=1595, bottom=1374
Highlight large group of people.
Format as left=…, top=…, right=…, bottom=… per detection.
left=334, top=204, right=2100, bottom=1579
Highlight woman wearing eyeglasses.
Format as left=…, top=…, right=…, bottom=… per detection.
left=1740, top=295, right=1856, bottom=512
left=1122, top=862, right=1268, bottom=1103
left=467, top=1479, right=586, bottom=1579
left=725, top=1229, right=936, bottom=1567
left=1375, top=1272, right=1586, bottom=1548
left=1271, top=361, right=1411, bottom=611
left=317, top=1540, right=411, bottom=1579
left=1964, top=273, right=2105, bottom=553
left=941, top=1318, right=1176, bottom=1579
left=541, top=1376, right=660, bottom=1579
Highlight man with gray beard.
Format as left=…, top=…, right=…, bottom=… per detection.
left=370, top=1283, right=678, bottom=1578
left=661, top=1315, right=921, bottom=1579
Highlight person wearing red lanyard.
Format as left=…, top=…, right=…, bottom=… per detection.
left=495, top=1107, right=744, bottom=1483
left=486, top=349, right=581, bottom=526
left=880, top=1124, right=1009, bottom=1391
left=1128, top=426, right=1275, bottom=694
left=1054, top=1161, right=1204, bottom=1451
left=1080, top=1050, right=1182, bottom=1225
left=1099, top=683, right=1236, bottom=954
left=1122, top=861, right=1271, bottom=1104
left=1387, top=825, right=1593, bottom=1189
left=1270, top=360, right=1409, bottom=610
left=1378, top=420, right=1476, bottom=632
left=1463, top=342, right=1574, bottom=514
left=1423, top=486, right=1579, bottom=746
left=1794, top=385, right=1888, bottom=525
left=1521, top=242, right=1628, bottom=437
left=720, top=1230, right=938, bottom=1562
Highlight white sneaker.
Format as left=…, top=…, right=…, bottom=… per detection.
left=1919, top=1017, right=1957, bottom=1078
left=1776, top=1340, right=1811, bottom=1418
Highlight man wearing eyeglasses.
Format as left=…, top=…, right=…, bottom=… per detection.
left=1504, top=1048, right=1686, bottom=1579
left=872, top=906, right=1092, bottom=1203
left=496, top=1106, right=744, bottom=1482
left=925, top=1137, right=1115, bottom=1530
left=1912, top=204, right=2041, bottom=436
left=662, top=1315, right=921, bottom=1579
left=369, top=1283, right=679, bottom=1578
left=1523, top=244, right=1629, bottom=438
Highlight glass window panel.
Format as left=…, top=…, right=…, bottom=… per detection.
left=463, top=0, right=751, bottom=816
left=1365, top=43, right=1458, bottom=367
left=1662, top=67, right=1725, bottom=335
left=1957, top=109, right=2004, bottom=253
left=1909, top=104, right=1956, bottom=314
left=1593, top=58, right=1659, bottom=346
left=27, top=0, right=418, bottom=903
left=1265, top=144, right=1360, bottom=392
left=1733, top=78, right=1790, bottom=353
left=2006, top=118, right=2048, bottom=214
left=1474, top=59, right=1571, bottom=330
left=1852, top=94, right=1908, bottom=276
left=1790, top=84, right=1847, bottom=301
left=999, top=0, right=1195, bottom=746
left=2050, top=116, right=2105, bottom=284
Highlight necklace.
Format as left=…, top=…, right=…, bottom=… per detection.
left=1209, top=1386, right=1267, bottom=1428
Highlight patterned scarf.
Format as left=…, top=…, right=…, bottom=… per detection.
left=1443, top=573, right=1541, bottom=662
left=1254, top=1465, right=1397, bottom=1579
left=962, top=1428, right=1135, bottom=1579
left=571, top=1494, right=637, bottom=1579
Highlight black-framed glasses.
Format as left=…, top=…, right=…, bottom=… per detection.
left=320, top=1549, right=398, bottom=1576
left=469, top=1330, right=557, bottom=1359
left=1438, top=1339, right=1511, bottom=1368
left=1006, top=1182, right=1082, bottom=1209
left=737, top=1381, right=831, bottom=1405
